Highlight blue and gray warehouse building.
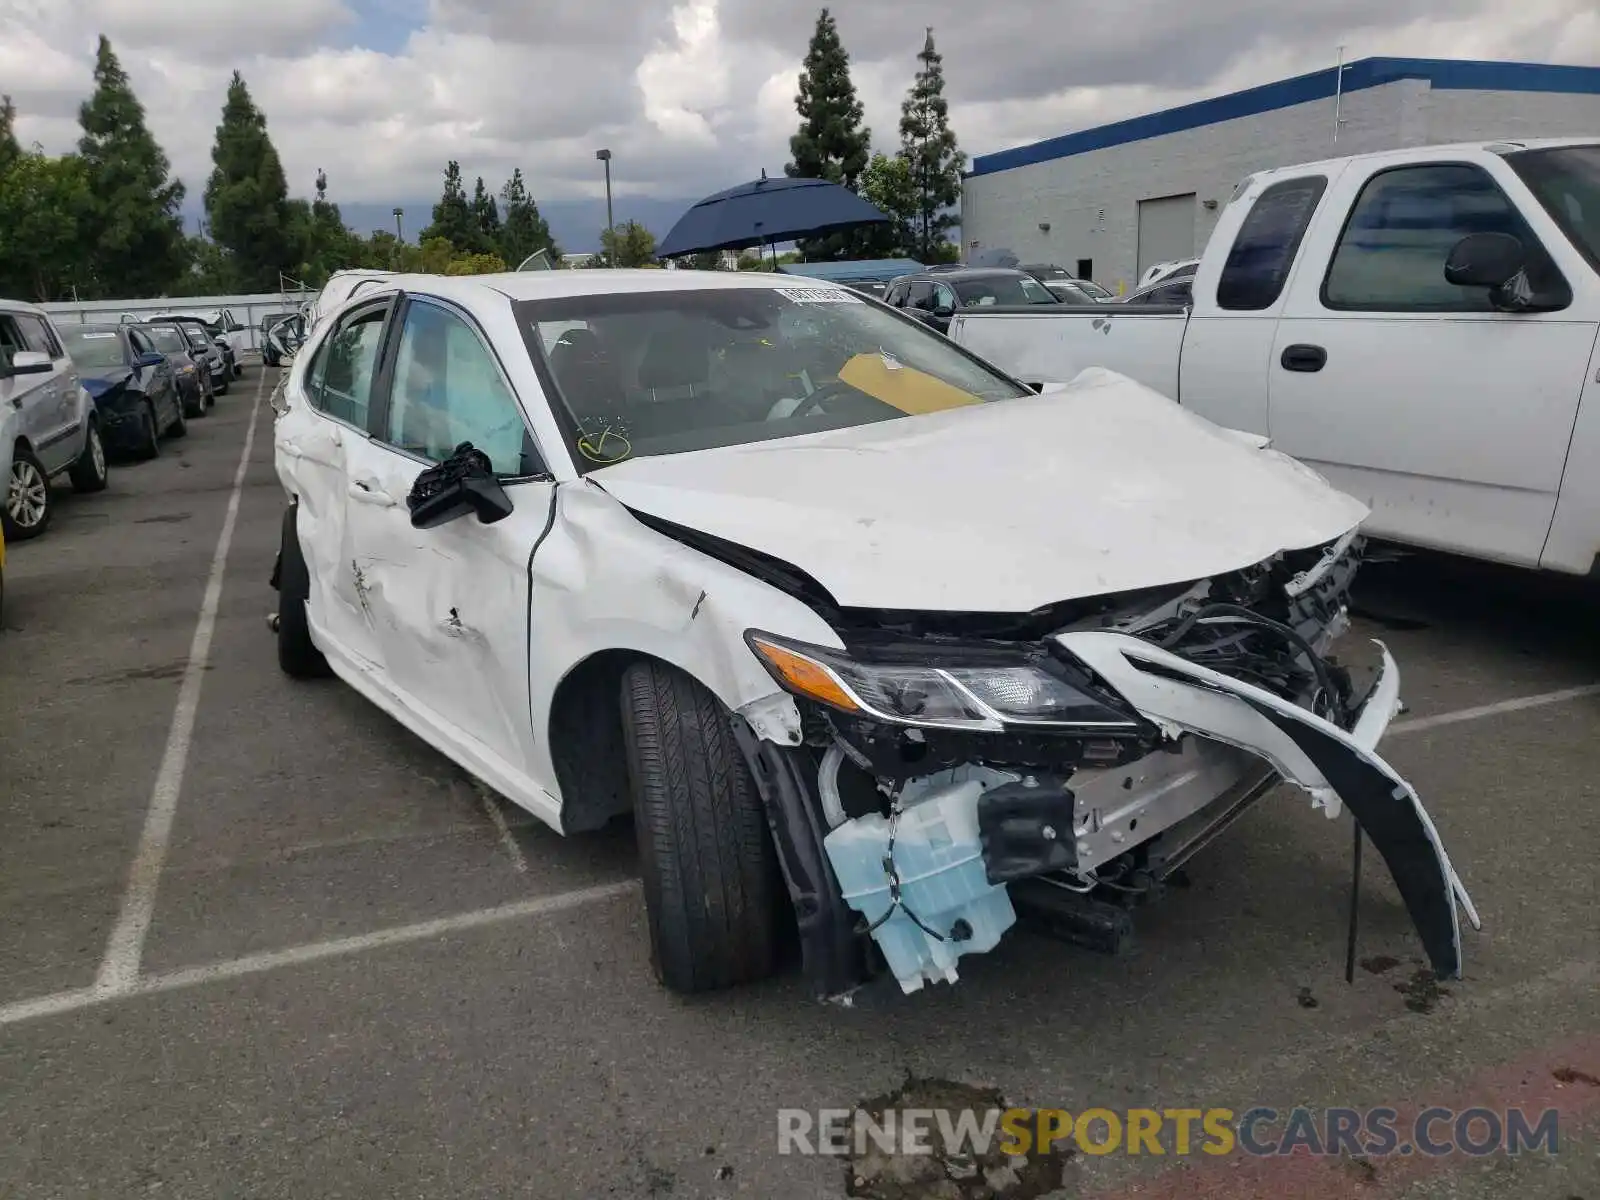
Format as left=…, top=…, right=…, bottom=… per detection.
left=960, top=57, right=1600, bottom=294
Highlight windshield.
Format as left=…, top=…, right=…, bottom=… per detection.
left=514, top=284, right=1031, bottom=469
left=63, top=327, right=126, bottom=369
left=145, top=327, right=185, bottom=354
left=180, top=326, right=210, bottom=350
left=953, top=275, right=1058, bottom=306
left=1506, top=145, right=1600, bottom=272
left=1076, top=279, right=1113, bottom=300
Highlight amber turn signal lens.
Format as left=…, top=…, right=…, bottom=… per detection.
left=748, top=636, right=862, bottom=714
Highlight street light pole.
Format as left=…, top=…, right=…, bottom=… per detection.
left=595, top=148, right=614, bottom=265
left=392, top=207, right=404, bottom=242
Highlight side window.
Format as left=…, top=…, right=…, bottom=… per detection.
left=17, top=316, right=57, bottom=358
left=883, top=281, right=907, bottom=307
left=306, top=306, right=387, bottom=427
left=1323, top=164, right=1570, bottom=312
left=128, top=330, right=150, bottom=357
left=382, top=300, right=535, bottom=477
left=1216, top=176, right=1327, bottom=310
left=932, top=283, right=957, bottom=311
left=907, top=281, right=935, bottom=311
left=0, top=317, right=23, bottom=369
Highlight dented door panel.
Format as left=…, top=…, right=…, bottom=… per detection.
left=340, top=435, right=552, bottom=778
left=1057, top=630, right=1480, bottom=979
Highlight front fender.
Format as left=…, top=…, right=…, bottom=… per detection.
left=528, top=481, right=846, bottom=792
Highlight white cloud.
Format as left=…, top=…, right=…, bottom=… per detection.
left=2, top=0, right=1598, bottom=212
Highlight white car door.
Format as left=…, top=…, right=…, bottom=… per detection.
left=339, top=293, right=557, bottom=781
left=286, top=295, right=394, bottom=672
left=1269, top=158, right=1599, bottom=567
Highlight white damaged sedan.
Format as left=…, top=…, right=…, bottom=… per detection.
left=270, top=269, right=1478, bottom=998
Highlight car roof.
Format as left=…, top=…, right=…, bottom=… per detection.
left=0, top=298, right=49, bottom=317
left=344, top=268, right=881, bottom=307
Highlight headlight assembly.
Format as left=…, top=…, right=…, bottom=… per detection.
left=745, top=630, right=1141, bottom=733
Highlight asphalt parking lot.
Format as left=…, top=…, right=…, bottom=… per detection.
left=1, top=366, right=1596, bottom=1199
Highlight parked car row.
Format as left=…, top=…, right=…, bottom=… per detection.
left=1, top=298, right=245, bottom=549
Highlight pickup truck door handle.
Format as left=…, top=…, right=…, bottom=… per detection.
left=348, top=478, right=399, bottom=507
left=1280, top=344, right=1328, bottom=373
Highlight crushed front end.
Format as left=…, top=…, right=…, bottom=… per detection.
left=734, top=533, right=1480, bottom=999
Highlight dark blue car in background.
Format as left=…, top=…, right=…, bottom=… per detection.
left=60, top=323, right=187, bottom=460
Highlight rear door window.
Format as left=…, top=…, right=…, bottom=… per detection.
left=1216, top=176, right=1329, bottom=310
left=305, top=302, right=390, bottom=428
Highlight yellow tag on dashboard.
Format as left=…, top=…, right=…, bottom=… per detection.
left=837, top=354, right=983, bottom=415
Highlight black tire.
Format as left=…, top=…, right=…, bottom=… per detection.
left=215, top=375, right=230, bottom=397
left=69, top=421, right=109, bottom=493
left=3, top=445, right=52, bottom=542
left=620, top=660, right=781, bottom=993
left=136, top=402, right=161, bottom=460
left=276, top=504, right=330, bottom=678
left=182, top=380, right=206, bottom=419
left=166, top=397, right=187, bottom=439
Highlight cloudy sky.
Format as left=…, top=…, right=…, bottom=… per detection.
left=3, top=0, right=1598, bottom=218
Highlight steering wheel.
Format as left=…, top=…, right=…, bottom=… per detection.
left=785, top=378, right=858, bottom=420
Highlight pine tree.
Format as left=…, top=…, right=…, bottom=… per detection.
left=499, top=168, right=558, bottom=265
left=470, top=176, right=500, bottom=254
left=785, top=8, right=872, bottom=260
left=421, top=161, right=476, bottom=253
left=76, top=36, right=188, bottom=297
left=897, top=28, right=966, bottom=263
left=203, top=71, right=295, bottom=291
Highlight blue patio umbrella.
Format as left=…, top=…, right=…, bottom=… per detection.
left=656, top=170, right=891, bottom=258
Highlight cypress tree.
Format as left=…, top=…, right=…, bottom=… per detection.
left=897, top=28, right=966, bottom=263
left=422, top=161, right=476, bottom=253
left=470, top=176, right=500, bottom=254
left=499, top=169, right=558, bottom=265
left=76, top=37, right=188, bottom=297
left=203, top=71, right=295, bottom=291
left=785, top=8, right=872, bottom=260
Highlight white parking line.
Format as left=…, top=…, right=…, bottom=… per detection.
left=94, top=373, right=267, bottom=995
left=1, top=593, right=1593, bottom=1028
left=467, top=779, right=530, bottom=874
left=0, top=880, right=638, bottom=1028
left=1389, top=683, right=1600, bottom=736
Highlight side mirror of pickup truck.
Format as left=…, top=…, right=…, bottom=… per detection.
left=1444, top=232, right=1525, bottom=289
left=932, top=303, right=955, bottom=319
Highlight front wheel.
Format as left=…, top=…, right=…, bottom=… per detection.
left=69, top=421, right=109, bottom=493
left=166, top=397, right=187, bottom=439
left=136, top=402, right=161, bottom=460
left=182, top=380, right=206, bottom=419
left=3, top=446, right=52, bottom=541
left=620, top=660, right=782, bottom=993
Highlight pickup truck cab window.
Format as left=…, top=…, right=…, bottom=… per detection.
left=907, top=280, right=936, bottom=311
left=1322, top=163, right=1570, bottom=312
left=380, top=298, right=537, bottom=477
left=1217, top=176, right=1328, bottom=311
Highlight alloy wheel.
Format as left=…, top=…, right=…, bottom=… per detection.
left=9, top=460, right=47, bottom=529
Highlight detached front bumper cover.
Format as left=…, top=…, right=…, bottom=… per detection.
left=1057, top=630, right=1481, bottom=979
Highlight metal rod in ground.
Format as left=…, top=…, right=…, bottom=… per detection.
left=1345, top=817, right=1363, bottom=984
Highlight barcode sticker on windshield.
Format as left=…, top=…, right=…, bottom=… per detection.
left=79, top=332, right=118, bottom=339
left=778, top=287, right=862, bottom=304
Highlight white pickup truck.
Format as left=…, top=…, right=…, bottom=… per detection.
left=951, top=138, right=1600, bottom=576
